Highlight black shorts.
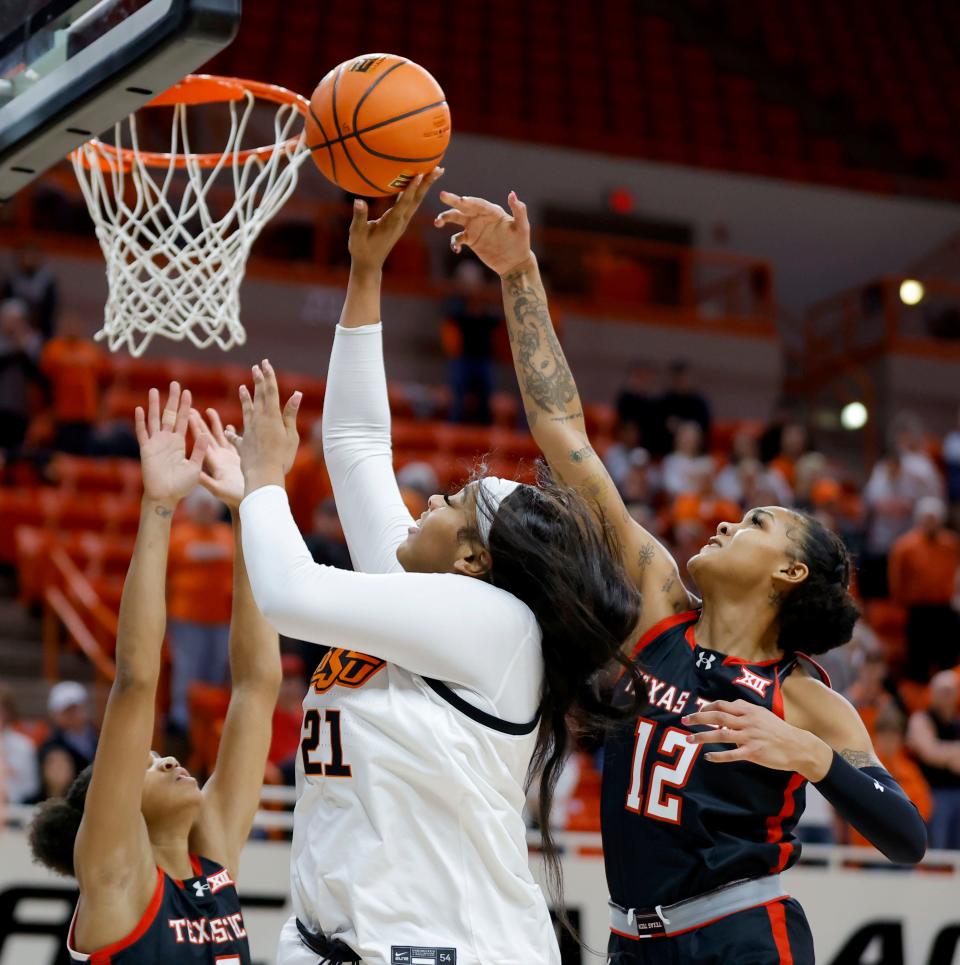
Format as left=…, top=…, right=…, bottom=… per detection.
left=607, top=897, right=814, bottom=964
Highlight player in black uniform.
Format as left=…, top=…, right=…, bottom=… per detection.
left=435, top=194, right=928, bottom=963
left=29, top=383, right=300, bottom=964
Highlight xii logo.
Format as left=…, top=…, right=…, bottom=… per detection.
left=732, top=667, right=772, bottom=698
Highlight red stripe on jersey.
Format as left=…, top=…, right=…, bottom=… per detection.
left=767, top=773, right=804, bottom=873
left=721, top=653, right=782, bottom=667
left=766, top=900, right=794, bottom=963
left=86, top=866, right=165, bottom=964
left=189, top=854, right=203, bottom=878
left=630, top=611, right=699, bottom=660
left=771, top=673, right=785, bottom=720
left=794, top=652, right=832, bottom=689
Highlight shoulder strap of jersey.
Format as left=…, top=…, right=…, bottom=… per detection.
left=629, top=609, right=699, bottom=661
left=778, top=652, right=832, bottom=688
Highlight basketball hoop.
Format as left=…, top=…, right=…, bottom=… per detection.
left=70, top=74, right=310, bottom=356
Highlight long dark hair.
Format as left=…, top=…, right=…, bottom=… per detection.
left=780, top=512, right=860, bottom=655
left=471, top=464, right=644, bottom=933
left=28, top=764, right=94, bottom=877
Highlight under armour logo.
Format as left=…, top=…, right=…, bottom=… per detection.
left=193, top=880, right=210, bottom=898
left=874, top=780, right=884, bottom=793
left=696, top=653, right=716, bottom=671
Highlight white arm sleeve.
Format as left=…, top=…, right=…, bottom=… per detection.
left=239, top=486, right=543, bottom=720
left=321, top=323, right=412, bottom=575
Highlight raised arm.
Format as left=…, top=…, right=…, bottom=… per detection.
left=75, top=385, right=207, bottom=902
left=434, top=192, right=695, bottom=630
left=186, top=409, right=283, bottom=880
left=322, top=170, right=444, bottom=574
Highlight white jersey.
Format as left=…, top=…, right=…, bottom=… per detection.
left=239, top=324, right=560, bottom=965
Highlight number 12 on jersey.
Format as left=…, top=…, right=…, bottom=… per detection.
left=301, top=708, right=352, bottom=777
left=625, top=717, right=701, bottom=824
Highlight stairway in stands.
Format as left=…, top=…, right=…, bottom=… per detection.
left=0, top=571, right=93, bottom=721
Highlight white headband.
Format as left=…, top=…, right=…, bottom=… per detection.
left=474, top=476, right=522, bottom=546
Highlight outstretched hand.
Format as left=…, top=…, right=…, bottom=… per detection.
left=227, top=360, right=301, bottom=495
left=135, top=382, right=208, bottom=507
left=433, top=190, right=533, bottom=277
left=192, top=387, right=301, bottom=510
left=190, top=407, right=244, bottom=510
left=349, top=166, right=444, bottom=273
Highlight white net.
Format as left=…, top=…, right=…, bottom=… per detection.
left=71, top=81, right=309, bottom=356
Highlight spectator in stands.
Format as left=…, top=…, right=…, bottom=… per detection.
left=265, top=654, right=307, bottom=786
left=845, top=650, right=903, bottom=738
left=39, top=312, right=104, bottom=455
left=889, top=497, right=960, bottom=681
left=615, top=361, right=663, bottom=455
left=851, top=707, right=932, bottom=849
left=443, top=258, right=500, bottom=425
left=305, top=496, right=352, bottom=571
left=942, top=407, right=960, bottom=511
left=661, top=421, right=708, bottom=497
left=620, top=447, right=658, bottom=505
left=286, top=419, right=332, bottom=533
left=37, top=681, right=98, bottom=796
left=892, top=412, right=942, bottom=496
left=39, top=746, right=78, bottom=800
left=860, top=449, right=940, bottom=597
left=671, top=458, right=740, bottom=539
left=396, top=460, right=440, bottom=519
left=603, top=419, right=642, bottom=492
left=1, top=243, right=58, bottom=339
left=658, top=359, right=711, bottom=444
left=714, top=430, right=760, bottom=504
left=819, top=617, right=883, bottom=696
left=0, top=682, right=40, bottom=804
left=0, top=298, right=45, bottom=453
left=166, top=486, right=233, bottom=736
left=767, top=421, right=812, bottom=491
left=907, top=670, right=960, bottom=850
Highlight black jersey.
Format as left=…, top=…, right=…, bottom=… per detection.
left=68, top=854, right=251, bottom=964
left=602, top=610, right=829, bottom=910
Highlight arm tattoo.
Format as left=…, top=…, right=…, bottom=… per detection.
left=550, top=410, right=583, bottom=424
left=570, top=444, right=595, bottom=464
left=661, top=576, right=676, bottom=595
left=503, top=271, right=579, bottom=417
left=154, top=505, right=173, bottom=518
left=840, top=748, right=881, bottom=770
left=638, top=542, right=655, bottom=571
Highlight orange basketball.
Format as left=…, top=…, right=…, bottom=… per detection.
left=305, top=54, right=451, bottom=197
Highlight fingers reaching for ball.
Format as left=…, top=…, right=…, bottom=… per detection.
left=348, top=166, right=444, bottom=273
left=433, top=190, right=534, bottom=276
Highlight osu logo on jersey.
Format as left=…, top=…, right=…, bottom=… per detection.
left=312, top=649, right=386, bottom=694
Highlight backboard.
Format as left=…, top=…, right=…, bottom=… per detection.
left=0, top=0, right=241, bottom=201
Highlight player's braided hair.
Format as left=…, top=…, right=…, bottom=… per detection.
left=28, top=764, right=93, bottom=877
left=778, top=512, right=859, bottom=655
left=473, top=463, right=645, bottom=940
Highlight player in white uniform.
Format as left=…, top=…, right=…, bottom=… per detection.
left=232, top=171, right=642, bottom=965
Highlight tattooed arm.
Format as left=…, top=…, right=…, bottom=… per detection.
left=434, top=190, right=695, bottom=629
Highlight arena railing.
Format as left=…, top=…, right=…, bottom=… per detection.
left=0, top=166, right=777, bottom=337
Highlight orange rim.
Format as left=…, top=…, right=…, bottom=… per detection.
left=71, top=74, right=309, bottom=171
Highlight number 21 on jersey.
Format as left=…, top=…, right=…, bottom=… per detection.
left=301, top=708, right=352, bottom=777
left=626, top=717, right=701, bottom=824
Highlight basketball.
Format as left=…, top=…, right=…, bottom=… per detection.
left=305, top=53, right=451, bottom=197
